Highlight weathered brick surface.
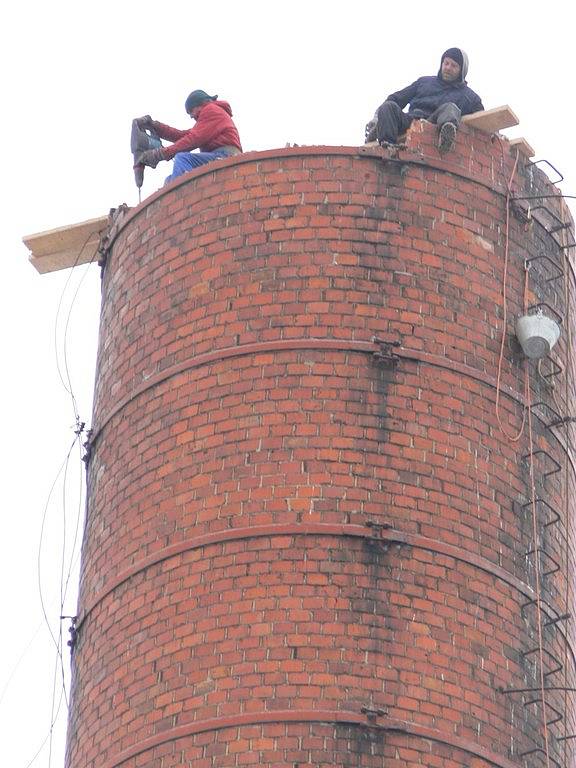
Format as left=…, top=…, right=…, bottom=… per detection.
left=67, top=123, right=576, bottom=767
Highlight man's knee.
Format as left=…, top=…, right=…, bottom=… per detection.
left=445, top=102, right=462, bottom=121
left=435, top=102, right=462, bottom=126
left=377, top=100, right=401, bottom=119
left=173, top=152, right=199, bottom=172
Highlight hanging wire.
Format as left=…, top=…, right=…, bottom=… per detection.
left=7, top=429, right=88, bottom=768
left=37, top=434, right=81, bottom=683
left=20, top=234, right=99, bottom=768
left=0, top=440, right=84, bottom=711
left=47, top=628, right=64, bottom=768
left=0, top=619, right=45, bottom=711
left=61, top=437, right=85, bottom=603
left=62, top=258, right=98, bottom=426
left=22, top=681, right=66, bottom=768
left=53, top=229, right=98, bottom=424
left=494, top=147, right=528, bottom=441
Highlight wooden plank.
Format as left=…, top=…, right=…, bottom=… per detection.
left=462, top=105, right=519, bottom=133
left=23, top=215, right=109, bottom=274
left=509, top=137, right=535, bottom=158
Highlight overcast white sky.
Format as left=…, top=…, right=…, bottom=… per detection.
left=2, top=1, right=576, bottom=766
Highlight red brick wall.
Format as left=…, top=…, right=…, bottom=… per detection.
left=66, top=122, right=576, bottom=768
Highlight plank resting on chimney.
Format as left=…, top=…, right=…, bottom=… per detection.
left=509, top=137, right=535, bottom=158
left=461, top=105, right=519, bottom=133
left=23, top=215, right=109, bottom=274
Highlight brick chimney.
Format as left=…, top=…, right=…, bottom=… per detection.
left=65, top=121, right=576, bottom=768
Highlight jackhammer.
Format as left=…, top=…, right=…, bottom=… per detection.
left=131, top=118, right=162, bottom=201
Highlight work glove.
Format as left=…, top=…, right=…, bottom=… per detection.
left=134, top=115, right=153, bottom=128
left=137, top=148, right=165, bottom=168
left=365, top=118, right=377, bottom=143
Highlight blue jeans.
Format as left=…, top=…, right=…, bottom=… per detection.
left=164, top=149, right=233, bottom=184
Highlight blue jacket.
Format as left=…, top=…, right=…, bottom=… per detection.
left=387, top=75, right=484, bottom=118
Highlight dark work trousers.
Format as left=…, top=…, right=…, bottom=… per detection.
left=376, top=100, right=462, bottom=144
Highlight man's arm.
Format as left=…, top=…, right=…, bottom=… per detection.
left=149, top=121, right=188, bottom=143
left=461, top=89, right=484, bottom=116
left=386, top=80, right=419, bottom=110
left=162, top=107, right=225, bottom=160
left=470, top=95, right=484, bottom=114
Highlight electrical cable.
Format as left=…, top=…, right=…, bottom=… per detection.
left=22, top=234, right=99, bottom=767
left=495, top=147, right=527, bottom=441
left=48, top=632, right=61, bottom=768
left=37, top=434, right=80, bottom=667
left=42, top=233, right=99, bottom=711
left=18, top=431, right=87, bottom=768
left=53, top=230, right=98, bottom=424
left=55, top=436, right=73, bottom=711
left=62, top=256, right=98, bottom=426
left=17, top=429, right=87, bottom=768
left=57, top=437, right=86, bottom=710
left=0, top=443, right=84, bottom=710
left=53, top=232, right=90, bottom=400
left=61, top=439, right=85, bottom=604
left=0, top=618, right=45, bottom=711
left=22, top=680, right=66, bottom=768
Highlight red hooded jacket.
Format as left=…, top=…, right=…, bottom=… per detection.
left=152, top=100, right=242, bottom=160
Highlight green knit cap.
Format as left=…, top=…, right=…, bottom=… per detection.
left=185, top=90, right=217, bottom=113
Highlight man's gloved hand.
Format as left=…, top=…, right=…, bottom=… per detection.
left=135, top=115, right=153, bottom=128
left=365, top=118, right=377, bottom=143
left=137, top=148, right=165, bottom=168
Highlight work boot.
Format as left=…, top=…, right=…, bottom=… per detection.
left=438, top=122, right=457, bottom=153
left=378, top=139, right=406, bottom=151
left=365, top=119, right=377, bottom=143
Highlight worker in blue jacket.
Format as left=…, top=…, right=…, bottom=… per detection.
left=365, top=48, right=484, bottom=153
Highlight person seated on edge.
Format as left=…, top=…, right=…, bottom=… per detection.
left=365, top=48, right=484, bottom=153
left=135, top=89, right=242, bottom=184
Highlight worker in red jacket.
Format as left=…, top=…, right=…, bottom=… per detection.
left=136, top=89, right=242, bottom=183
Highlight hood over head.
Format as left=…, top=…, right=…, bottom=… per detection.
left=439, top=48, right=468, bottom=82
left=212, top=99, right=233, bottom=116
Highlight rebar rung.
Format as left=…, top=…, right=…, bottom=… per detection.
left=548, top=415, right=576, bottom=428
left=519, top=746, right=543, bottom=757
left=519, top=746, right=562, bottom=768
left=526, top=301, right=563, bottom=326
left=521, top=497, right=561, bottom=528
left=522, top=448, right=562, bottom=479
left=545, top=612, right=571, bottom=627
left=525, top=253, right=565, bottom=282
left=529, top=400, right=563, bottom=430
left=538, top=356, right=563, bottom=380
left=524, top=698, right=563, bottom=728
left=525, top=546, right=561, bottom=576
left=525, top=158, right=564, bottom=184
left=521, top=646, right=563, bottom=679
